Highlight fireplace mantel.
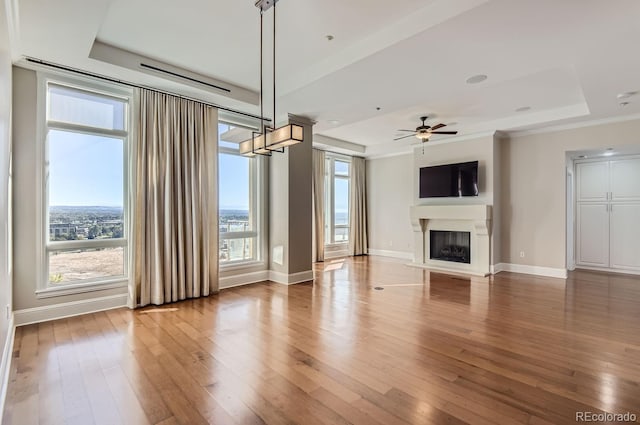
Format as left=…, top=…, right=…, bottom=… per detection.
left=409, top=205, right=492, bottom=276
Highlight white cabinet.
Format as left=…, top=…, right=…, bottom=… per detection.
left=576, top=157, right=640, bottom=273
left=577, top=161, right=609, bottom=202
left=577, top=203, right=609, bottom=267
left=610, top=158, right=640, bottom=201
left=610, top=204, right=640, bottom=270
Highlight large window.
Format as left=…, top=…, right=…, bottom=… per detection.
left=325, top=155, right=351, bottom=245
left=218, top=122, right=261, bottom=264
left=44, top=81, right=130, bottom=288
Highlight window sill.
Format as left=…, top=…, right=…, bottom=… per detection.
left=36, top=278, right=129, bottom=299
left=220, top=260, right=266, bottom=271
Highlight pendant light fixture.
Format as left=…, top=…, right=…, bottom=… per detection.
left=239, top=0, right=304, bottom=156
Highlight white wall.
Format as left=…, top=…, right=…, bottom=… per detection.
left=12, top=66, right=128, bottom=310
left=0, top=2, right=14, bottom=360
left=366, top=153, right=414, bottom=257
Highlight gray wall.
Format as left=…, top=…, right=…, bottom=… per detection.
left=414, top=135, right=496, bottom=207
left=268, top=115, right=313, bottom=275
left=366, top=153, right=414, bottom=255
left=12, top=67, right=127, bottom=310
left=367, top=120, right=640, bottom=272
left=0, top=7, right=14, bottom=355
left=501, top=119, right=640, bottom=269
left=287, top=116, right=313, bottom=274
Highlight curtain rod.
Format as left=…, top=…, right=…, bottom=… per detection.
left=25, top=57, right=271, bottom=123
left=313, top=147, right=365, bottom=159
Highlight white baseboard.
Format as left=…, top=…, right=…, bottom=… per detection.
left=220, top=270, right=270, bottom=289
left=0, top=314, right=15, bottom=424
left=575, top=265, right=640, bottom=276
left=269, top=270, right=314, bottom=285
left=368, top=249, right=414, bottom=261
left=494, top=263, right=567, bottom=279
left=14, top=294, right=128, bottom=327
left=490, top=263, right=504, bottom=274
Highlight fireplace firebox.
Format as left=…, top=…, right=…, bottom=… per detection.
left=430, top=230, right=471, bottom=264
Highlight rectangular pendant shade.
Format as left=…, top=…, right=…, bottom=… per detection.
left=239, top=139, right=256, bottom=157
left=266, top=124, right=304, bottom=149
left=239, top=132, right=270, bottom=155
left=239, top=124, right=304, bottom=156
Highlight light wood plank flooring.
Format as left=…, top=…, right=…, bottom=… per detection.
left=4, top=256, right=640, bottom=424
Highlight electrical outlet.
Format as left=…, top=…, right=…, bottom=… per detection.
left=520, top=251, right=525, bottom=258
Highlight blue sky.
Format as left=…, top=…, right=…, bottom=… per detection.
left=49, top=130, right=124, bottom=207
left=49, top=123, right=345, bottom=214
left=219, top=152, right=249, bottom=210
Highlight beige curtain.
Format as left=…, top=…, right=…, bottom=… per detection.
left=312, top=149, right=325, bottom=262
left=134, top=89, right=218, bottom=307
left=349, top=156, right=368, bottom=256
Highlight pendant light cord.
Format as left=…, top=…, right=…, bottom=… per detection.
left=273, top=3, right=276, bottom=128
left=260, top=10, right=264, bottom=136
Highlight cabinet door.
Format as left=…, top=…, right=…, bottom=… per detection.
left=610, top=158, right=640, bottom=202
left=577, top=162, right=609, bottom=202
left=576, top=203, right=609, bottom=267
left=610, top=203, right=640, bottom=271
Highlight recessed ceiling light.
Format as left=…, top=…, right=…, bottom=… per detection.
left=376, top=107, right=381, bottom=111
left=326, top=35, right=334, bottom=41
left=578, top=155, right=587, bottom=159
left=328, top=120, right=340, bottom=125
left=515, top=106, right=531, bottom=112
left=619, top=101, right=630, bottom=107
left=604, top=151, right=615, bottom=156
left=466, top=74, right=488, bottom=84
left=617, top=91, right=637, bottom=99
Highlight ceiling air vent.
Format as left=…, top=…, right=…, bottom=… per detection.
left=139, top=63, right=231, bottom=93
left=88, top=40, right=259, bottom=105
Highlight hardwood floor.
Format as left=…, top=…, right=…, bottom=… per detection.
left=4, top=256, right=640, bottom=424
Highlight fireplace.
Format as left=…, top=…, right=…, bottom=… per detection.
left=409, top=205, right=491, bottom=276
left=430, top=230, right=471, bottom=264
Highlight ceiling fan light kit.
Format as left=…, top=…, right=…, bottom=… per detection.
left=393, top=116, right=458, bottom=142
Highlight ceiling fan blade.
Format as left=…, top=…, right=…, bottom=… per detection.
left=396, top=129, right=416, bottom=132
left=430, top=123, right=446, bottom=131
left=394, top=134, right=418, bottom=141
left=429, top=131, right=457, bottom=135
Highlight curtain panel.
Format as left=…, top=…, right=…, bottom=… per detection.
left=134, top=89, right=218, bottom=307
left=312, top=149, right=325, bottom=262
left=349, top=156, right=368, bottom=256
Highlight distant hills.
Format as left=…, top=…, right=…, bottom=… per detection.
left=50, top=205, right=123, bottom=214
left=50, top=206, right=248, bottom=218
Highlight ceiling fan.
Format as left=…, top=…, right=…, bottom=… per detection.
left=394, top=116, right=457, bottom=141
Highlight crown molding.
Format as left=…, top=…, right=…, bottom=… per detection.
left=507, top=113, right=640, bottom=138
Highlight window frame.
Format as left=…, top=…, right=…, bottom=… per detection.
left=36, top=73, right=133, bottom=297
left=218, top=122, right=265, bottom=267
left=325, top=154, right=352, bottom=247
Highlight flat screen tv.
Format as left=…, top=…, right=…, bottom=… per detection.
left=419, top=161, right=479, bottom=198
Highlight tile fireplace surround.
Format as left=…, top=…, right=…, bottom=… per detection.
left=409, top=205, right=492, bottom=276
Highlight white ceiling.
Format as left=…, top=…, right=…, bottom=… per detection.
left=5, top=0, right=640, bottom=156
